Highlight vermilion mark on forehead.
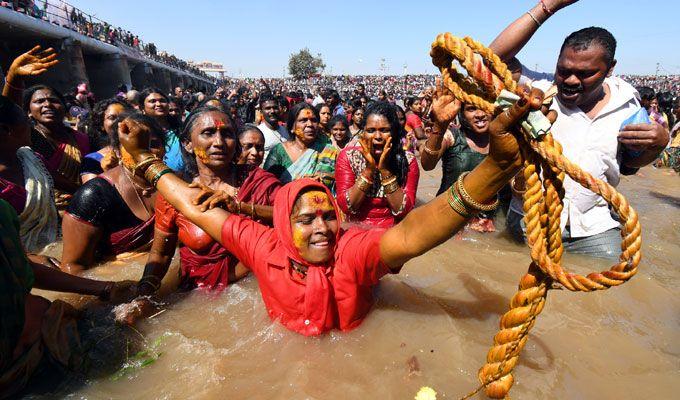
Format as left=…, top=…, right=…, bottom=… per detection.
left=312, top=194, right=324, bottom=204
left=300, top=109, right=314, bottom=119
left=214, top=117, right=225, bottom=129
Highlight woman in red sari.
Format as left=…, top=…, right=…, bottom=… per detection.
left=335, top=102, right=419, bottom=228
left=117, top=85, right=546, bottom=336
left=60, top=113, right=166, bottom=274
left=136, top=107, right=281, bottom=294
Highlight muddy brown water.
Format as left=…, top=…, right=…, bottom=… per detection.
left=30, top=166, right=679, bottom=399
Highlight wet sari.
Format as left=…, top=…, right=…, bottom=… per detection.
left=156, top=167, right=281, bottom=290
left=0, top=200, right=83, bottom=398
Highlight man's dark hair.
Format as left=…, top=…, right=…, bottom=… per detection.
left=560, top=27, right=617, bottom=67
left=258, top=92, right=277, bottom=108
left=637, top=87, right=655, bottom=102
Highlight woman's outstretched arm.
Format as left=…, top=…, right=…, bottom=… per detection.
left=118, top=118, right=232, bottom=243
left=380, top=88, right=544, bottom=269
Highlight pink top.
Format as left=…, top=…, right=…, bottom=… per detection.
left=405, top=112, right=423, bottom=132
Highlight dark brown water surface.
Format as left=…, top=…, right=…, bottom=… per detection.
left=32, top=166, right=680, bottom=399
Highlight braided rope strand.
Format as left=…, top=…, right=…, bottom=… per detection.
left=431, top=34, right=643, bottom=399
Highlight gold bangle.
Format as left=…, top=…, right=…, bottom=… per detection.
left=447, top=184, right=474, bottom=218
left=133, top=155, right=160, bottom=176
left=250, top=201, right=256, bottom=219
left=383, top=179, right=400, bottom=194
left=381, top=175, right=397, bottom=186
left=151, top=168, right=172, bottom=187
left=357, top=174, right=373, bottom=192
left=455, top=172, right=499, bottom=212
left=144, top=161, right=170, bottom=183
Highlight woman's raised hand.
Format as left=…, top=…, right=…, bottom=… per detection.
left=377, top=136, right=393, bottom=171
left=430, top=78, right=461, bottom=128
left=7, top=45, right=59, bottom=80
left=487, top=86, right=544, bottom=172
left=359, top=136, right=377, bottom=170
left=118, top=117, right=152, bottom=163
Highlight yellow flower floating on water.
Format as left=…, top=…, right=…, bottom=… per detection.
left=414, top=386, right=437, bottom=400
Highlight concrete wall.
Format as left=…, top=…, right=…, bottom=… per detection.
left=1, top=7, right=214, bottom=99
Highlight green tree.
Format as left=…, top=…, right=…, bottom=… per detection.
left=288, top=48, right=326, bottom=80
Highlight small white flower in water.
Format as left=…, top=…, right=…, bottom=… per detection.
left=414, top=386, right=437, bottom=400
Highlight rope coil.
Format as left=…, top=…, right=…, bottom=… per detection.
left=430, top=33, right=642, bottom=399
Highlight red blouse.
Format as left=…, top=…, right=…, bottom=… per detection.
left=335, top=146, right=420, bottom=228
left=155, top=167, right=281, bottom=290
left=221, top=214, right=393, bottom=336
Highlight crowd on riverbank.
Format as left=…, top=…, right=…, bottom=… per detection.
left=1, top=0, right=214, bottom=80
left=0, top=0, right=679, bottom=398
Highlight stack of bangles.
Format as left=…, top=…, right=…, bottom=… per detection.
left=139, top=274, right=161, bottom=293
left=135, top=155, right=173, bottom=187
left=446, top=171, right=499, bottom=218
left=357, top=174, right=373, bottom=193
left=381, top=173, right=399, bottom=195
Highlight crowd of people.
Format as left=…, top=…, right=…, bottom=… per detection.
left=0, top=0, right=678, bottom=397
left=1, top=0, right=214, bottom=80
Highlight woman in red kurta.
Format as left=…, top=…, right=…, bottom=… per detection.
left=136, top=107, right=281, bottom=294
left=118, top=86, right=545, bottom=336
left=335, top=102, right=419, bottom=228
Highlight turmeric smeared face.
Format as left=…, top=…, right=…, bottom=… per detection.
left=293, top=108, right=319, bottom=145
left=186, top=111, right=237, bottom=169
left=290, top=190, right=338, bottom=264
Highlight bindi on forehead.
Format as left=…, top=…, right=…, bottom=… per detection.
left=300, top=109, right=315, bottom=119
left=213, top=117, right=225, bottom=129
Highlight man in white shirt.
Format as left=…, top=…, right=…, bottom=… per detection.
left=257, top=93, right=289, bottom=163
left=491, top=0, right=669, bottom=258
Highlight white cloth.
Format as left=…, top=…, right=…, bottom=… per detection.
left=311, top=95, right=325, bottom=107
left=16, top=147, right=59, bottom=252
left=513, top=66, right=641, bottom=238
left=258, top=122, right=290, bottom=164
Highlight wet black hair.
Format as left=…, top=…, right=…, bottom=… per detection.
left=315, top=102, right=331, bottom=114
left=637, top=86, right=655, bottom=102
left=560, top=27, right=617, bottom=67
left=179, top=106, right=239, bottom=179
left=362, top=101, right=409, bottom=186
left=22, top=84, right=66, bottom=111
left=109, top=111, right=164, bottom=151
left=196, top=97, right=227, bottom=112
left=238, top=123, right=264, bottom=141
left=258, top=92, right=278, bottom=109
left=404, top=96, right=418, bottom=110
left=326, top=114, right=349, bottom=132
left=139, top=87, right=169, bottom=104
left=85, top=98, right=132, bottom=151
left=286, top=102, right=319, bottom=133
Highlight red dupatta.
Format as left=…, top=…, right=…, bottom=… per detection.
left=107, top=216, right=155, bottom=255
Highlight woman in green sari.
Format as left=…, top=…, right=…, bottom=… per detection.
left=264, top=103, right=338, bottom=190
left=0, top=198, right=135, bottom=397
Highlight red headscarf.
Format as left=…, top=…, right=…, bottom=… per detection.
left=272, top=178, right=341, bottom=332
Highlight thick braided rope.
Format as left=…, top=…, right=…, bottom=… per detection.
left=432, top=34, right=643, bottom=399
